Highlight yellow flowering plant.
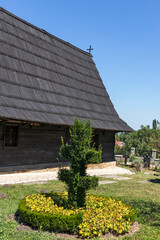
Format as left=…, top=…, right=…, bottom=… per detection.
left=22, top=192, right=137, bottom=238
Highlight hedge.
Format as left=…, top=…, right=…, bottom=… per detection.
left=18, top=198, right=83, bottom=233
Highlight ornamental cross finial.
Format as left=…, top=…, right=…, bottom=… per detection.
left=87, top=45, right=93, bottom=54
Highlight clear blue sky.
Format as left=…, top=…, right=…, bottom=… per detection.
left=1, top=0, right=160, bottom=130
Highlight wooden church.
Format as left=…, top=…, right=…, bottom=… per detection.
left=0, top=8, right=132, bottom=171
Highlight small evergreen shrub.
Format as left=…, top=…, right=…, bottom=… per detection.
left=154, top=166, right=158, bottom=172
left=58, top=118, right=102, bottom=208
left=129, top=154, right=136, bottom=162
left=132, top=159, right=143, bottom=171
left=154, top=165, right=160, bottom=172
left=18, top=193, right=137, bottom=238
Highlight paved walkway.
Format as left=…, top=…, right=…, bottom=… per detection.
left=0, top=167, right=134, bottom=185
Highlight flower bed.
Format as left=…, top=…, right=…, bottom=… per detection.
left=18, top=192, right=137, bottom=238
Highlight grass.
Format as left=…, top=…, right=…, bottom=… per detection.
left=0, top=168, right=160, bottom=240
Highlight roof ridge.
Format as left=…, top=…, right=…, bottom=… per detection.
left=0, top=7, right=92, bottom=57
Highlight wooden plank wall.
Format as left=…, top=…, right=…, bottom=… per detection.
left=0, top=124, right=66, bottom=167
left=96, top=130, right=115, bottom=162
left=0, top=124, right=115, bottom=167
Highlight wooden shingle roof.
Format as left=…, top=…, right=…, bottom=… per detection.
left=0, top=7, right=133, bottom=131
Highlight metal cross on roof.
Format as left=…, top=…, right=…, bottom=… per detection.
left=87, top=45, right=93, bottom=54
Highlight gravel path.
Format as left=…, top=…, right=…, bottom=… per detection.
left=0, top=167, right=134, bottom=185
left=87, top=166, right=134, bottom=176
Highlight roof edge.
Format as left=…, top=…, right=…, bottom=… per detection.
left=0, top=116, right=134, bottom=132
left=0, top=7, right=92, bottom=57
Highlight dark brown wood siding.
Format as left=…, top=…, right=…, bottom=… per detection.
left=0, top=124, right=115, bottom=168
left=0, top=124, right=66, bottom=167
left=95, top=130, right=115, bottom=162
left=0, top=125, right=3, bottom=149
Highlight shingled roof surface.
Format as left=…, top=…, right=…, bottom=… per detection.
left=0, top=8, right=132, bottom=131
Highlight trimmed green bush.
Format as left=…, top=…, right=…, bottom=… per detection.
left=58, top=118, right=102, bottom=208
left=18, top=196, right=83, bottom=233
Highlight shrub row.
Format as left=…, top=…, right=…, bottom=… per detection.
left=18, top=197, right=83, bottom=233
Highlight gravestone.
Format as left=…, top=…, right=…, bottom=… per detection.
left=143, top=154, right=150, bottom=168
left=123, top=153, right=129, bottom=165
left=152, top=149, right=157, bottom=160
left=131, top=147, right=135, bottom=156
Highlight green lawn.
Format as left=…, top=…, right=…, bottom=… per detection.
left=0, top=169, right=160, bottom=240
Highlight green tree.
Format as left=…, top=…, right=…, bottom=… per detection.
left=152, top=119, right=158, bottom=130
left=58, top=118, right=102, bottom=208
left=115, top=121, right=160, bottom=157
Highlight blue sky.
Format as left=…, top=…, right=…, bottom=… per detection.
left=1, top=0, right=160, bottom=130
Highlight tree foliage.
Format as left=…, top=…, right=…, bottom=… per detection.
left=152, top=119, right=160, bottom=130
left=58, top=118, right=102, bottom=208
left=115, top=119, right=160, bottom=157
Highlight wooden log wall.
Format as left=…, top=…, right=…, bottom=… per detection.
left=0, top=123, right=115, bottom=168
left=0, top=124, right=66, bottom=167
left=95, top=130, right=115, bottom=162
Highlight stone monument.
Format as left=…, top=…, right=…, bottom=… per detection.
left=131, top=147, right=135, bottom=156
left=152, top=149, right=157, bottom=160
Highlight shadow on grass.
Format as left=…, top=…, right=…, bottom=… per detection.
left=120, top=199, right=160, bottom=227
left=154, top=173, right=160, bottom=177
left=149, top=179, right=160, bottom=184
